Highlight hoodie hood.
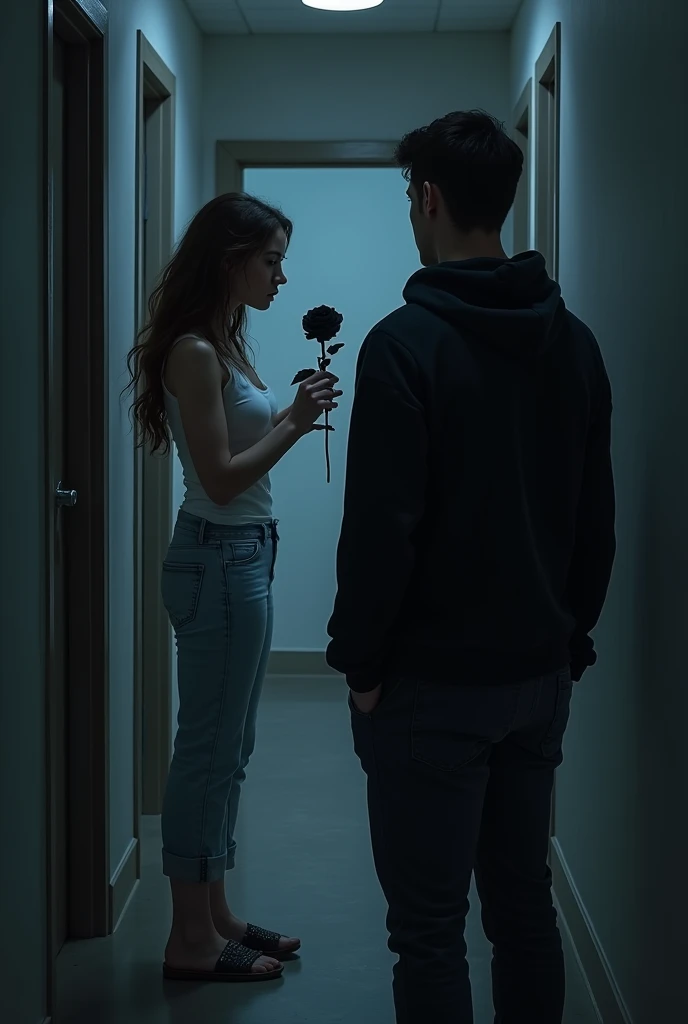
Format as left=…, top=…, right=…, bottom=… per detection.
left=403, top=251, right=565, bottom=356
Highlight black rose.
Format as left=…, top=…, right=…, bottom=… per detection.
left=302, top=305, right=344, bottom=343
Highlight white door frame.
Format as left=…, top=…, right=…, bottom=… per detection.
left=534, top=25, right=563, bottom=843
left=534, top=23, right=561, bottom=280
left=216, top=140, right=399, bottom=195
left=134, top=32, right=176, bottom=819
left=215, top=141, right=400, bottom=675
left=512, top=79, right=532, bottom=255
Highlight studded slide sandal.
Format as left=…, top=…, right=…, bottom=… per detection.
left=241, top=923, right=301, bottom=960
left=163, top=939, right=284, bottom=983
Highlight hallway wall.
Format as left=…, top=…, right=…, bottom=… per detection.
left=511, top=1, right=688, bottom=1020
left=105, top=0, right=203, bottom=875
left=0, top=7, right=48, bottom=1023
left=201, top=31, right=511, bottom=201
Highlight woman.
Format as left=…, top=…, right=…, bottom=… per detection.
left=125, top=193, right=342, bottom=983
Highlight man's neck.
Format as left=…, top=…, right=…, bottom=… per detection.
left=435, top=231, right=507, bottom=264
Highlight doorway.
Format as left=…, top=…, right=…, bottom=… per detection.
left=47, top=0, right=109, bottom=1012
left=215, top=143, right=417, bottom=669
left=512, top=79, right=532, bottom=255
left=534, top=24, right=561, bottom=279
left=134, top=33, right=176, bottom=817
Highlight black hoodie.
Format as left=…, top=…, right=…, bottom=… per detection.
left=326, top=252, right=616, bottom=693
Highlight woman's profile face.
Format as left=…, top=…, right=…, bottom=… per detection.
left=229, top=228, right=288, bottom=311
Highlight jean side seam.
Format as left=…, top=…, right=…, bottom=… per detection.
left=225, top=585, right=272, bottom=866
left=369, top=714, right=412, bottom=1013
left=196, top=540, right=232, bottom=868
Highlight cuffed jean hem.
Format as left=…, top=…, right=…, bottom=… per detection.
left=162, top=848, right=227, bottom=883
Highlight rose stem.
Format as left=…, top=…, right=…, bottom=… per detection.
left=320, top=339, right=331, bottom=484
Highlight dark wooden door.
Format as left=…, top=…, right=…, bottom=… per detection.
left=48, top=30, right=71, bottom=957
left=48, top=5, right=109, bottom=1012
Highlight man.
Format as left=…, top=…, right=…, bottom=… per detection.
left=326, top=110, right=615, bottom=1024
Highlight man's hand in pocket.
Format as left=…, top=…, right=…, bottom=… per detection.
left=350, top=684, right=383, bottom=715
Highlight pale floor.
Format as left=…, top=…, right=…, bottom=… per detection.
left=57, top=676, right=600, bottom=1024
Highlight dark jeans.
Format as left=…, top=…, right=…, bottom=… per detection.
left=350, top=669, right=573, bottom=1024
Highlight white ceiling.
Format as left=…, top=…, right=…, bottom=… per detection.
left=184, top=0, right=524, bottom=35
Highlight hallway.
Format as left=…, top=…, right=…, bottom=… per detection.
left=57, top=675, right=598, bottom=1024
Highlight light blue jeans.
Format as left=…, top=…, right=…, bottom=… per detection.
left=160, top=510, right=278, bottom=883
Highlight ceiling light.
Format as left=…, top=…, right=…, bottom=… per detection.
left=302, top=0, right=385, bottom=11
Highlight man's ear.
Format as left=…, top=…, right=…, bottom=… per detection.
left=422, top=181, right=440, bottom=217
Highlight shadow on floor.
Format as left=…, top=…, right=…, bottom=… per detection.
left=57, top=675, right=599, bottom=1023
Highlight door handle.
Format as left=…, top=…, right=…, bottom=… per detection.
left=56, top=482, right=78, bottom=508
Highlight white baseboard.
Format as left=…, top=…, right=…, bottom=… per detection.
left=551, top=838, right=632, bottom=1024
left=267, top=650, right=337, bottom=676
left=109, top=837, right=139, bottom=932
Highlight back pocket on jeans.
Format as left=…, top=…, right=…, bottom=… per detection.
left=412, top=681, right=497, bottom=772
left=161, top=561, right=205, bottom=629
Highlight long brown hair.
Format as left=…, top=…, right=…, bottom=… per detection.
left=124, top=192, right=293, bottom=453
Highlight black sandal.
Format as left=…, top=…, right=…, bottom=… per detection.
left=163, top=939, right=284, bottom=983
left=241, top=923, right=301, bottom=960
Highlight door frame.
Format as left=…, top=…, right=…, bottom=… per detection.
left=512, top=79, right=532, bottom=255
left=216, top=140, right=399, bottom=194
left=46, top=0, right=109, bottom=1009
left=134, top=32, right=176, bottom=817
left=216, top=144, right=400, bottom=677
left=533, top=24, right=562, bottom=837
left=534, top=23, right=561, bottom=280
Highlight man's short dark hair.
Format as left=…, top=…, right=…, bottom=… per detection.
left=395, top=110, right=524, bottom=233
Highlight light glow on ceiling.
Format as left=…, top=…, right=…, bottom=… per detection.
left=302, top=0, right=386, bottom=11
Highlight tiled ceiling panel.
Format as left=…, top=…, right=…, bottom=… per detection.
left=185, top=0, right=523, bottom=35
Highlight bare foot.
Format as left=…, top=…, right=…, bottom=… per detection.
left=212, top=912, right=301, bottom=957
left=165, top=930, right=281, bottom=975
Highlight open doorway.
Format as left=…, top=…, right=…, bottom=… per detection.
left=512, top=79, right=532, bottom=255
left=133, top=32, right=176, bottom=819
left=215, top=142, right=418, bottom=673
left=534, top=24, right=561, bottom=279
left=47, top=0, right=109, bottom=1013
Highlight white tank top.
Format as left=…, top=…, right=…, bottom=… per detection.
left=163, top=336, right=279, bottom=525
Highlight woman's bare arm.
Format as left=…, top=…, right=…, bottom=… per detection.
left=166, top=338, right=303, bottom=506
left=273, top=405, right=293, bottom=427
